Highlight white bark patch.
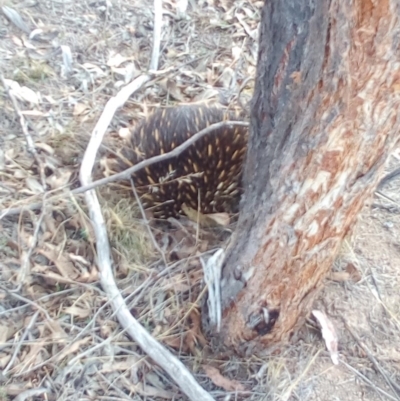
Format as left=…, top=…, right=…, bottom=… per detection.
left=242, top=265, right=256, bottom=282
left=311, top=171, right=331, bottom=193
left=293, top=170, right=349, bottom=233
left=306, top=220, right=319, bottom=237
left=282, top=203, right=300, bottom=223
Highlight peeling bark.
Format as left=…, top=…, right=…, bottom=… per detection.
left=219, top=0, right=400, bottom=354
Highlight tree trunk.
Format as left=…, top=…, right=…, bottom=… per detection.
left=219, top=0, right=400, bottom=354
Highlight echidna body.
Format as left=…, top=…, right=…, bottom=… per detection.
left=120, top=104, right=248, bottom=219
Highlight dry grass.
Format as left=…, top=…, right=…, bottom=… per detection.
left=1, top=0, right=400, bottom=400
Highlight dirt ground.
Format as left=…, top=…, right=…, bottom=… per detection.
left=1, top=0, right=400, bottom=400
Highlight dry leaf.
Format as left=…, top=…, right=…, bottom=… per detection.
left=31, top=267, right=76, bottom=284
left=64, top=306, right=91, bottom=319
left=107, top=53, right=130, bottom=67
left=68, top=254, right=90, bottom=267
left=41, top=215, right=58, bottom=238
left=11, top=35, right=24, bottom=46
left=0, top=354, right=11, bottom=370
left=73, top=103, right=90, bottom=116
left=46, top=168, right=72, bottom=189
left=27, top=284, right=50, bottom=300
left=184, top=310, right=207, bottom=352
left=3, top=383, right=27, bottom=397
left=232, top=46, right=242, bottom=60
left=21, top=110, right=46, bottom=117
left=162, top=335, right=185, bottom=351
left=54, top=337, right=91, bottom=363
left=131, top=381, right=173, bottom=399
left=345, top=263, right=362, bottom=282
left=43, top=95, right=56, bottom=104
left=78, top=265, right=99, bottom=282
left=176, top=0, right=188, bottom=17
left=192, top=88, right=219, bottom=102
left=82, top=63, right=106, bottom=77
left=61, top=45, right=73, bottom=76
left=2, top=6, right=31, bottom=33
left=203, top=365, right=246, bottom=392
left=119, top=127, right=131, bottom=139
left=99, top=321, right=118, bottom=338
left=101, top=355, right=142, bottom=373
left=329, top=271, right=350, bottom=282
left=25, top=177, right=44, bottom=194
left=181, top=204, right=230, bottom=227
left=13, top=334, right=46, bottom=375
left=219, top=67, right=235, bottom=88
left=165, top=79, right=185, bottom=101
left=163, top=275, right=190, bottom=292
left=206, top=213, right=230, bottom=227
left=312, top=310, right=339, bottom=365
left=37, top=244, right=80, bottom=279
left=4, top=79, right=39, bottom=104
left=0, top=320, right=24, bottom=343
left=30, top=28, right=59, bottom=42
left=14, top=170, right=28, bottom=179
left=44, top=321, right=67, bottom=340
left=34, top=142, right=55, bottom=155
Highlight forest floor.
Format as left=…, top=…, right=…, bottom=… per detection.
left=1, top=0, right=400, bottom=400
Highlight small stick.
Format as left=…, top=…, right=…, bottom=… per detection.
left=377, top=167, right=400, bottom=189
left=342, top=360, right=398, bottom=401
left=344, top=320, right=400, bottom=399
left=3, top=311, right=39, bottom=376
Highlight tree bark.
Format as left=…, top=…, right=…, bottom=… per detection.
left=219, top=0, right=400, bottom=354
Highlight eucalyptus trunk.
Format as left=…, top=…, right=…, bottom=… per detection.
left=219, top=0, right=400, bottom=353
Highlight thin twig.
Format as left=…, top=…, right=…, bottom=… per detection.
left=281, top=349, right=322, bottom=401
left=61, top=321, right=144, bottom=359
left=0, top=288, right=77, bottom=316
left=377, top=167, right=400, bottom=189
left=2, top=289, right=52, bottom=321
left=97, top=371, right=133, bottom=401
left=342, top=360, right=399, bottom=401
left=3, top=311, right=39, bottom=376
left=344, top=320, right=400, bottom=399
left=374, top=191, right=400, bottom=208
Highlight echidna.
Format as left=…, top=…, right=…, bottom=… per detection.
left=118, top=104, right=248, bottom=219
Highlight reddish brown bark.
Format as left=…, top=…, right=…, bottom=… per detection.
left=219, top=0, right=400, bottom=354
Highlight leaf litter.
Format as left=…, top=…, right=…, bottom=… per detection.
left=1, top=0, right=400, bottom=400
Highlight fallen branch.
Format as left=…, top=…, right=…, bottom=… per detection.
left=78, top=1, right=215, bottom=397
